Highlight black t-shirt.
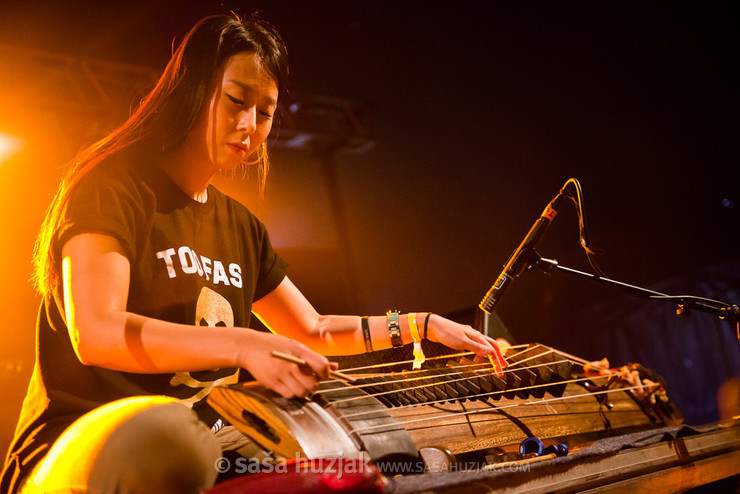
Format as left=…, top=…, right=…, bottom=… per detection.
left=1, top=153, right=287, bottom=491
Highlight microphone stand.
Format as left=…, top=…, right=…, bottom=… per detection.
left=473, top=177, right=740, bottom=336
left=531, top=254, right=740, bottom=323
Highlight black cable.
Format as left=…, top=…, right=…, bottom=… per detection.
left=559, top=178, right=606, bottom=278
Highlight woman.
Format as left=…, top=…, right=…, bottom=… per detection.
left=1, top=13, right=502, bottom=493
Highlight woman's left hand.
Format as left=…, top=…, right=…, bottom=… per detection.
left=425, top=313, right=509, bottom=368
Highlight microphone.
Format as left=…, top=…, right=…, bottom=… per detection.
left=478, top=187, right=569, bottom=315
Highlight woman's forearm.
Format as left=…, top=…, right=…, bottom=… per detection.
left=71, top=310, right=248, bottom=373
left=305, top=312, right=430, bottom=355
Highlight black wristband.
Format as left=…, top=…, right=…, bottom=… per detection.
left=423, top=313, right=431, bottom=339
left=361, top=316, right=373, bottom=352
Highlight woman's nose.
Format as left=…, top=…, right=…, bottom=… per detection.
left=236, top=106, right=257, bottom=134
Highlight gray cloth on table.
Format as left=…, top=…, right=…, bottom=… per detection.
left=386, top=423, right=717, bottom=493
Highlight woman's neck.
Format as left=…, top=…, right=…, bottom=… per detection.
left=157, top=147, right=215, bottom=203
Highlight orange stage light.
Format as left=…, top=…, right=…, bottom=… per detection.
left=0, top=130, right=24, bottom=165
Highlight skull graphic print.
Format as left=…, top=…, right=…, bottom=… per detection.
left=169, top=286, right=240, bottom=404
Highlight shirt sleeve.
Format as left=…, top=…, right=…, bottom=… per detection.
left=253, top=222, right=288, bottom=301
left=56, top=168, right=142, bottom=262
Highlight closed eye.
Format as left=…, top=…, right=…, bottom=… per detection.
left=226, top=93, right=272, bottom=120
left=225, top=93, right=244, bottom=106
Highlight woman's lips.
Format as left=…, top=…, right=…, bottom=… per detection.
left=227, top=143, right=247, bottom=157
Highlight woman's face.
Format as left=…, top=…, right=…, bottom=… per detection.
left=185, top=52, right=278, bottom=172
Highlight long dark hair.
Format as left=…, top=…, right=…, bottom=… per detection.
left=33, top=12, right=289, bottom=299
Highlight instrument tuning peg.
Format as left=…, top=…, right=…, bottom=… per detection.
left=544, top=443, right=569, bottom=457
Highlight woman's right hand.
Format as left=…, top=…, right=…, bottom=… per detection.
left=237, top=330, right=336, bottom=399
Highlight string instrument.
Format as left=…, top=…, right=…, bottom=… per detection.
left=207, top=342, right=685, bottom=472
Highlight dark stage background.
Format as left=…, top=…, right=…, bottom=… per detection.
left=0, top=1, right=738, bottom=457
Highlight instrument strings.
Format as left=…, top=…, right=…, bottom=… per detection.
left=316, top=357, right=573, bottom=400
left=319, top=345, right=607, bottom=401
left=313, top=344, right=652, bottom=436
left=337, top=372, right=600, bottom=416
left=328, top=344, right=594, bottom=376
left=346, top=382, right=657, bottom=436
left=329, top=349, right=490, bottom=374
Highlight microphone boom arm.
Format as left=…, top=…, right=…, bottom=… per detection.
left=534, top=256, right=740, bottom=323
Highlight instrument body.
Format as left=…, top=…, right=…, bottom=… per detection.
left=208, top=343, right=684, bottom=470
